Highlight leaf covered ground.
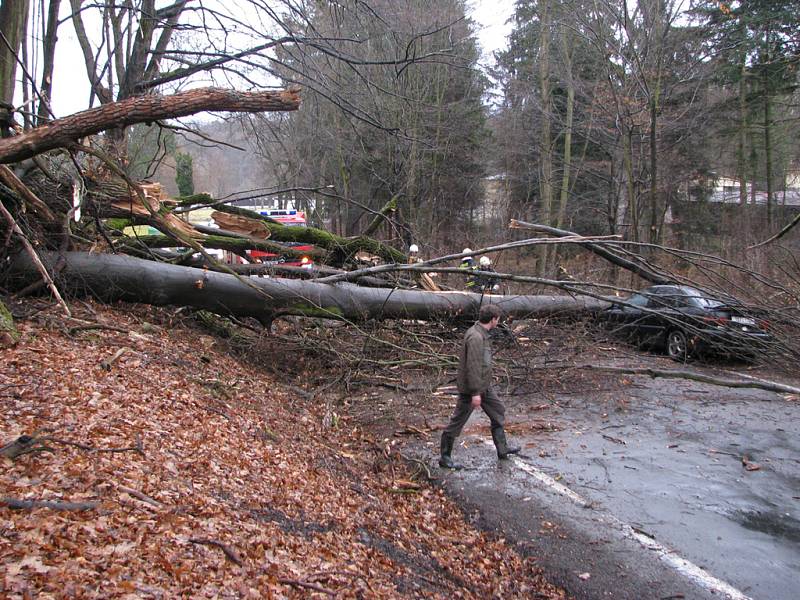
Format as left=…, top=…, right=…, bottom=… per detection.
left=0, top=300, right=568, bottom=599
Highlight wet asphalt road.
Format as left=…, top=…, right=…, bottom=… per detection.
left=418, top=367, right=800, bottom=600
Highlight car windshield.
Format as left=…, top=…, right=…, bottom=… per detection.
left=625, top=293, right=649, bottom=307
left=680, top=287, right=724, bottom=309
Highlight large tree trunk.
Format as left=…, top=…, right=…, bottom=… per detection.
left=0, top=0, right=29, bottom=131
left=536, top=0, right=554, bottom=278
left=762, top=68, right=774, bottom=229
left=36, top=0, right=62, bottom=125
left=737, top=58, right=748, bottom=206
left=6, top=252, right=609, bottom=322
left=0, top=87, right=301, bottom=164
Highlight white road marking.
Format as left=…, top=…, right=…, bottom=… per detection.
left=508, top=454, right=753, bottom=600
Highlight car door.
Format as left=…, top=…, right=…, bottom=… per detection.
left=638, top=287, right=673, bottom=346
left=606, top=292, right=650, bottom=342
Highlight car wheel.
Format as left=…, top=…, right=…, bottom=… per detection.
left=666, top=329, right=689, bottom=362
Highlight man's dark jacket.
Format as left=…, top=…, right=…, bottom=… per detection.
left=456, top=322, right=492, bottom=396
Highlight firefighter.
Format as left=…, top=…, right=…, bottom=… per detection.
left=460, top=248, right=478, bottom=290
left=476, top=256, right=501, bottom=293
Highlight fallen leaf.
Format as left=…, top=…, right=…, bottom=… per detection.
left=18, top=556, right=52, bottom=574
left=742, top=455, right=762, bottom=471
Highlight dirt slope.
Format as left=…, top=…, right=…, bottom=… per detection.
left=0, top=300, right=567, bottom=599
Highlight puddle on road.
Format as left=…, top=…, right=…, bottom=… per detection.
left=500, top=374, right=800, bottom=600
left=733, top=510, right=800, bottom=544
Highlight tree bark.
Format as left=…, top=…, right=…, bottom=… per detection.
left=0, top=0, right=28, bottom=102
left=536, top=0, right=554, bottom=277
left=0, top=87, right=301, bottom=164
left=36, top=0, right=61, bottom=125
left=737, top=58, right=748, bottom=205
left=0, top=0, right=29, bottom=131
left=6, top=251, right=609, bottom=322
left=762, top=68, right=773, bottom=229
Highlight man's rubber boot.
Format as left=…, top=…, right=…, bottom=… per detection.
left=439, top=434, right=463, bottom=469
left=493, top=428, right=521, bottom=460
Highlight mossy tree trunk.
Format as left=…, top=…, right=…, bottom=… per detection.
left=0, top=298, right=20, bottom=347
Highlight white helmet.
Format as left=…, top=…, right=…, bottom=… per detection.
left=462, top=248, right=472, bottom=254
left=409, top=244, right=419, bottom=253
left=479, top=256, right=491, bottom=267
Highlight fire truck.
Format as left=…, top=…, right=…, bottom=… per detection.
left=247, top=209, right=314, bottom=268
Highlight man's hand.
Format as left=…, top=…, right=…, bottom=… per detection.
left=471, top=394, right=482, bottom=408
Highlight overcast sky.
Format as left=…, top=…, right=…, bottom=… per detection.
left=469, top=0, right=515, bottom=61
left=49, top=1, right=516, bottom=117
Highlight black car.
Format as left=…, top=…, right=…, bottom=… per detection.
left=603, top=285, right=771, bottom=361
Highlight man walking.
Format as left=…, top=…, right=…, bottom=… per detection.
left=439, top=304, right=520, bottom=469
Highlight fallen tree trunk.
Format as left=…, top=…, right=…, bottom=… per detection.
left=6, top=252, right=610, bottom=322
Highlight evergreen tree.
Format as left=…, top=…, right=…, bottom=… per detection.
left=175, top=152, right=195, bottom=197
left=693, top=0, right=800, bottom=225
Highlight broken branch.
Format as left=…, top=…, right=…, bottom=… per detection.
left=0, top=87, right=301, bottom=164
left=2, top=497, right=98, bottom=511
left=586, top=365, right=800, bottom=395
left=0, top=201, right=71, bottom=316
left=189, top=538, right=243, bottom=566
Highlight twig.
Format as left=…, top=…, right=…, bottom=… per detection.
left=0, top=164, right=56, bottom=222
left=69, top=323, right=129, bottom=335
left=100, top=347, right=131, bottom=370
left=45, top=435, right=145, bottom=456
left=747, top=210, right=800, bottom=249
left=0, top=200, right=71, bottom=316
left=2, top=497, right=98, bottom=511
left=189, top=537, right=243, bottom=566
left=708, top=448, right=738, bottom=458
left=398, top=452, right=435, bottom=482
left=277, top=578, right=336, bottom=596
left=118, top=485, right=163, bottom=508
left=199, top=403, right=231, bottom=420
left=601, top=434, right=626, bottom=445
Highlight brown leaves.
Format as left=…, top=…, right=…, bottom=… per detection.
left=0, top=300, right=568, bottom=599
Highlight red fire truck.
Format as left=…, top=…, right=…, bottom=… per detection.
left=247, top=209, right=314, bottom=268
